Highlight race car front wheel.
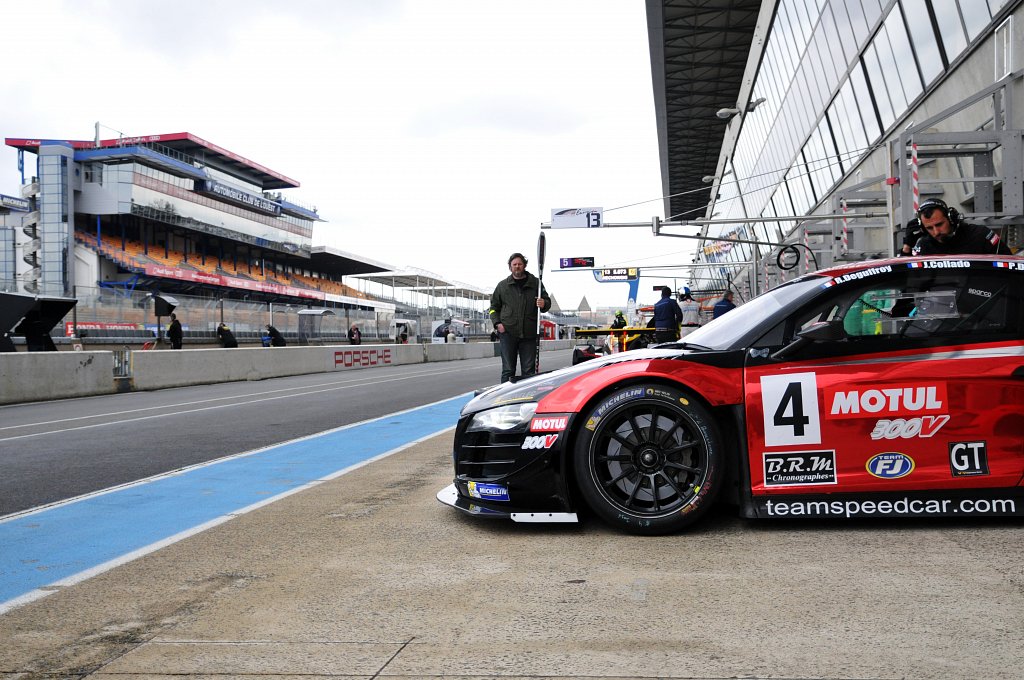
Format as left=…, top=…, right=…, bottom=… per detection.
left=573, top=384, right=722, bottom=535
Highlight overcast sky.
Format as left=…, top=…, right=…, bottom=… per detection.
left=1, top=0, right=702, bottom=310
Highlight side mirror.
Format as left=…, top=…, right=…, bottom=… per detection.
left=797, top=320, right=846, bottom=342
left=770, top=320, right=845, bottom=361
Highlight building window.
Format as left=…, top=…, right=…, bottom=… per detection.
left=900, top=0, right=944, bottom=86
left=994, top=16, right=1013, bottom=78
left=961, top=0, right=993, bottom=40
left=931, top=0, right=969, bottom=62
left=84, top=163, right=103, bottom=184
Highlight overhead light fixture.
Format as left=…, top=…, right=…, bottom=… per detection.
left=716, top=96, right=767, bottom=119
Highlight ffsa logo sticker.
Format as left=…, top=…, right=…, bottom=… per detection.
left=866, top=452, right=915, bottom=479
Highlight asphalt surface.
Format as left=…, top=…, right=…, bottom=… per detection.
left=2, top=432, right=1022, bottom=679
left=0, top=353, right=572, bottom=516
left=1, top=349, right=1022, bottom=678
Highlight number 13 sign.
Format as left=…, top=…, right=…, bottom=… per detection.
left=550, top=207, right=603, bottom=228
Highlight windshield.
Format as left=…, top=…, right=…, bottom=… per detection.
left=680, top=278, right=827, bottom=350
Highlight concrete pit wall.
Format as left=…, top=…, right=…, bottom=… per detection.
left=0, top=341, right=573, bottom=405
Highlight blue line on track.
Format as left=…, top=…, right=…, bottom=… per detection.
left=0, top=394, right=471, bottom=610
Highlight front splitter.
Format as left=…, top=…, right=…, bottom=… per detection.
left=436, top=484, right=578, bottom=523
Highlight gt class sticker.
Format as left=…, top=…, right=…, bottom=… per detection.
left=763, top=450, right=837, bottom=486
left=760, top=373, right=822, bottom=446
left=950, top=441, right=989, bottom=477
left=866, top=453, right=915, bottom=479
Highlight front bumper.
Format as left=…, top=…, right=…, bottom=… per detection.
left=436, top=484, right=578, bottom=523
left=438, top=411, right=579, bottom=522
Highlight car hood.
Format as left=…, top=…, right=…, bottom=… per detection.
left=464, top=347, right=689, bottom=416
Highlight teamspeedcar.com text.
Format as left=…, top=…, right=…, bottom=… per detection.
left=764, top=497, right=1017, bottom=518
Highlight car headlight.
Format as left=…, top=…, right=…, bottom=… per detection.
left=466, top=402, right=538, bottom=433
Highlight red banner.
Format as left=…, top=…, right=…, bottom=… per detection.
left=144, top=265, right=325, bottom=301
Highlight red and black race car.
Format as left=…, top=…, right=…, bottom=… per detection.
left=437, top=255, right=1024, bottom=534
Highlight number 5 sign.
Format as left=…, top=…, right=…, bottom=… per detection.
left=760, top=373, right=822, bottom=446
left=550, top=207, right=603, bottom=229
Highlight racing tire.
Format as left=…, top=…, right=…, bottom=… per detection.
left=573, top=384, right=722, bottom=535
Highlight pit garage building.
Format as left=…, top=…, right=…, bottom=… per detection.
left=647, top=0, right=1023, bottom=300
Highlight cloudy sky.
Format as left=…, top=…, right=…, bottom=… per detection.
left=1, top=0, right=703, bottom=310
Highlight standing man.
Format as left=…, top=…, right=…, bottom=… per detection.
left=347, top=324, right=362, bottom=345
left=490, top=252, right=550, bottom=382
left=652, top=286, right=683, bottom=343
left=678, top=292, right=701, bottom=338
left=712, top=291, right=736, bottom=319
left=912, top=198, right=1011, bottom=255
left=167, top=313, right=183, bottom=349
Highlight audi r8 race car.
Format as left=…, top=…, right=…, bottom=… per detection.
left=437, top=255, right=1024, bottom=534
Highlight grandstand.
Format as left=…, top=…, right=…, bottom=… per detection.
left=2, top=132, right=490, bottom=346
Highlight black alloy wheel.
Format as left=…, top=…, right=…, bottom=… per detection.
left=573, top=384, right=722, bottom=534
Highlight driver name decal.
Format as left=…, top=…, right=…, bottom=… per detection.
left=823, top=265, right=893, bottom=287
left=827, top=384, right=946, bottom=418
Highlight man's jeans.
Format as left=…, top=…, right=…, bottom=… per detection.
left=498, top=333, right=537, bottom=382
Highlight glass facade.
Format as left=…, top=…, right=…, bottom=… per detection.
left=120, top=164, right=313, bottom=256
left=702, top=0, right=1015, bottom=290
left=0, top=219, right=15, bottom=291
left=38, top=152, right=71, bottom=296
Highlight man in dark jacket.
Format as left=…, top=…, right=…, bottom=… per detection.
left=489, top=252, right=551, bottom=382
left=652, top=287, right=683, bottom=343
left=167, top=313, right=183, bottom=349
left=912, top=198, right=1011, bottom=255
left=712, top=291, right=736, bottom=319
left=216, top=323, right=238, bottom=348
left=266, top=324, right=287, bottom=347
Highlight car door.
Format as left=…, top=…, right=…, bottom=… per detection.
left=742, top=261, right=1024, bottom=513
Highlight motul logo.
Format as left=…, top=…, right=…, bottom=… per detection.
left=522, top=435, right=559, bottom=450
left=827, top=384, right=946, bottom=419
left=530, top=416, right=568, bottom=432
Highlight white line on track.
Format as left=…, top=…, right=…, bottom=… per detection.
left=0, top=394, right=466, bottom=614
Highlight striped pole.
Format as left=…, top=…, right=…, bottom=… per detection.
left=911, top=140, right=919, bottom=213
left=840, top=197, right=849, bottom=255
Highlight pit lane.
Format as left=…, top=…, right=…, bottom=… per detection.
left=2, top=430, right=1021, bottom=679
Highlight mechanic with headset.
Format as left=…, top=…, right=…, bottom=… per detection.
left=911, top=198, right=1011, bottom=255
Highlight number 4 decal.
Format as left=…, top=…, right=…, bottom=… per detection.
left=760, top=372, right=822, bottom=446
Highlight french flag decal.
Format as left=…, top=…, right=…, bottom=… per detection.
left=907, top=262, right=923, bottom=268
left=994, top=261, right=1010, bottom=268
